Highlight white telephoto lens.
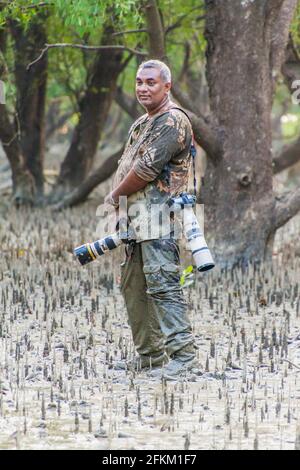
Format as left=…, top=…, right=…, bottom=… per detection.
left=183, top=208, right=215, bottom=272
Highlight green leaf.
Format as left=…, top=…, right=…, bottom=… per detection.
left=180, top=265, right=195, bottom=287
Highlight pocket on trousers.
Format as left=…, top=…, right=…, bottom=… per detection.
left=143, top=264, right=161, bottom=274
left=160, top=263, right=180, bottom=273
left=160, top=264, right=181, bottom=286
left=143, top=263, right=180, bottom=274
left=143, top=263, right=180, bottom=294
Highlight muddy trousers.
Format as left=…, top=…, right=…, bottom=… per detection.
left=120, top=239, right=195, bottom=360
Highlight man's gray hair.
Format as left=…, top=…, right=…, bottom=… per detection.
left=137, top=60, right=171, bottom=83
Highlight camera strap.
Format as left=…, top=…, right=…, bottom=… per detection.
left=142, top=105, right=198, bottom=197
left=167, top=106, right=197, bottom=197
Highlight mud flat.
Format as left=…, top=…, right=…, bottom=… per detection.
left=0, top=202, right=300, bottom=450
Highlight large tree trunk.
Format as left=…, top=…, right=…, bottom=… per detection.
left=10, top=14, right=48, bottom=201
left=202, top=0, right=279, bottom=266
left=0, top=26, right=34, bottom=204
left=142, top=0, right=300, bottom=267
left=49, top=26, right=125, bottom=202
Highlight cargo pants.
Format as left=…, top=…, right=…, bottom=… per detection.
left=120, top=238, right=196, bottom=362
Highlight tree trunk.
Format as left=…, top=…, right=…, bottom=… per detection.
left=49, top=26, right=125, bottom=202
left=282, top=35, right=300, bottom=93
left=141, top=0, right=300, bottom=266
left=202, top=0, right=277, bottom=266
left=0, top=105, right=34, bottom=204
left=273, top=137, right=300, bottom=174
left=144, top=0, right=166, bottom=60
left=45, top=99, right=74, bottom=140
left=54, top=146, right=124, bottom=209
left=10, top=14, right=48, bottom=201
left=0, top=25, right=34, bottom=204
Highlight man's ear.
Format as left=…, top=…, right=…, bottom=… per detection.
left=165, top=82, right=171, bottom=93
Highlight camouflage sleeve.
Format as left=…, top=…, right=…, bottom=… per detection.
left=133, top=110, right=192, bottom=182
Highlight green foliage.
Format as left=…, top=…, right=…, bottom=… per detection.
left=280, top=111, right=300, bottom=142
left=0, top=0, right=45, bottom=28
left=160, top=0, right=206, bottom=75
left=291, top=1, right=300, bottom=50
left=46, top=14, right=88, bottom=111
left=180, top=265, right=194, bottom=287
left=0, top=33, right=17, bottom=111
left=0, top=0, right=142, bottom=36
left=51, top=0, right=106, bottom=36
left=115, top=0, right=207, bottom=96
left=273, top=84, right=300, bottom=147
left=3, top=0, right=298, bottom=147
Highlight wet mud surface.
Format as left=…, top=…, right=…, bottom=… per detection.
left=0, top=201, right=300, bottom=450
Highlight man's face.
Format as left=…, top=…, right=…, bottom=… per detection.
left=136, top=67, right=171, bottom=111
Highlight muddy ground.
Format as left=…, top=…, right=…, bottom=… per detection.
left=1, top=145, right=300, bottom=450
left=0, top=194, right=299, bottom=450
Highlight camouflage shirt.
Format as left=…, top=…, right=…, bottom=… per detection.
left=113, top=107, right=193, bottom=241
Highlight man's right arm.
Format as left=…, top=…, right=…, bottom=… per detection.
left=105, top=169, right=149, bottom=207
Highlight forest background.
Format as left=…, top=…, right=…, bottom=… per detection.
left=1, top=0, right=300, bottom=451
left=0, top=0, right=300, bottom=266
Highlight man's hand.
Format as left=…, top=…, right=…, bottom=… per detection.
left=104, top=192, right=119, bottom=208
left=109, top=169, right=149, bottom=204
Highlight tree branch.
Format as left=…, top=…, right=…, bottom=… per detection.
left=171, top=80, right=202, bottom=117
left=274, top=187, right=300, bottom=230
left=0, top=1, right=52, bottom=8
left=271, top=34, right=300, bottom=173
left=46, top=110, right=74, bottom=140
left=273, top=136, right=300, bottom=173
left=171, top=82, right=221, bottom=161
left=177, top=41, right=191, bottom=83
left=165, top=8, right=205, bottom=35
left=0, top=48, right=8, bottom=79
left=143, top=0, right=166, bottom=60
left=27, top=43, right=147, bottom=70
left=115, top=86, right=142, bottom=120
left=112, top=28, right=148, bottom=36
left=270, top=0, right=298, bottom=79
left=282, top=34, right=300, bottom=93
left=185, top=109, right=222, bottom=163
left=53, top=146, right=124, bottom=209
left=143, top=0, right=221, bottom=161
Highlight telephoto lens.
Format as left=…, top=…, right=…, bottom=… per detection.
left=184, top=211, right=215, bottom=272
left=74, top=193, right=215, bottom=272
left=74, top=233, right=122, bottom=266
left=170, top=193, right=215, bottom=272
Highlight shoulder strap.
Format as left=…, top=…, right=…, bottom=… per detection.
left=146, top=105, right=198, bottom=196
left=168, top=107, right=197, bottom=197
left=128, top=113, right=149, bottom=136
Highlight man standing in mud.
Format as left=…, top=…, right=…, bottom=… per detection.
left=105, top=60, right=198, bottom=379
